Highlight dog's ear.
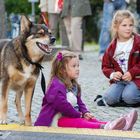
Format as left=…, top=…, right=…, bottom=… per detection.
left=20, top=15, right=32, bottom=33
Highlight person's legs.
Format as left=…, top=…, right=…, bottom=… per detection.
left=49, top=13, right=69, bottom=47
left=99, top=2, right=114, bottom=57
left=58, top=117, right=126, bottom=130
left=122, top=81, right=140, bottom=105
left=71, top=17, right=83, bottom=52
left=59, top=18, right=69, bottom=47
left=58, top=117, right=102, bottom=129
left=48, top=13, right=59, bottom=37
left=90, top=118, right=107, bottom=124
left=63, top=15, right=72, bottom=49
left=103, top=81, right=125, bottom=106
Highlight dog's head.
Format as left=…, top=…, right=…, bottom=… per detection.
left=20, top=15, right=55, bottom=61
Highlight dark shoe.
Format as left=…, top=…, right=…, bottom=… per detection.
left=94, top=95, right=102, bottom=102
left=79, top=54, right=83, bottom=60
left=97, top=99, right=106, bottom=106
left=94, top=95, right=106, bottom=106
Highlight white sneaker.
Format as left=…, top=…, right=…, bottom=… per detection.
left=123, top=109, right=138, bottom=131
left=104, top=117, right=126, bottom=130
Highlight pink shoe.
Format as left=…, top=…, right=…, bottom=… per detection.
left=104, top=117, right=126, bottom=130
left=123, top=109, right=138, bottom=131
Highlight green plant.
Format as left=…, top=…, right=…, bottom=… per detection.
left=5, top=0, right=40, bottom=15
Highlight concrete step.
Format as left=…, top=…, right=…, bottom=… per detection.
left=0, top=124, right=140, bottom=140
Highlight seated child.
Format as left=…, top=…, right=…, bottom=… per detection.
left=101, top=10, right=140, bottom=107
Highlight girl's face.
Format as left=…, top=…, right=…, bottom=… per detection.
left=117, top=18, right=134, bottom=41
left=65, top=57, right=79, bottom=80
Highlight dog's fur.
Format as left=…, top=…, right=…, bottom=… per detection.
left=0, top=15, right=55, bottom=125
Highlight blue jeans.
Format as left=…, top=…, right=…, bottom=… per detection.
left=103, top=81, right=140, bottom=105
left=99, top=0, right=127, bottom=55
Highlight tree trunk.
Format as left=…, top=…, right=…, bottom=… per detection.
left=0, top=0, right=6, bottom=39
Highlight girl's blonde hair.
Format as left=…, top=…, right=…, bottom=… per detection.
left=111, top=10, right=136, bottom=38
left=48, top=50, right=81, bottom=95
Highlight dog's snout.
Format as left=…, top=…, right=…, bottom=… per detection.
left=50, top=37, right=56, bottom=44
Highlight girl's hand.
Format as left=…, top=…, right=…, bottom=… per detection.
left=113, top=71, right=123, bottom=81
left=83, top=112, right=94, bottom=120
left=122, top=72, right=132, bottom=81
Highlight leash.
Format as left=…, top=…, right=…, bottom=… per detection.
left=40, top=68, right=46, bottom=95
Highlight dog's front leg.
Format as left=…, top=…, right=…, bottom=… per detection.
left=0, top=80, right=10, bottom=124
left=15, top=91, right=24, bottom=124
left=24, top=81, right=35, bottom=126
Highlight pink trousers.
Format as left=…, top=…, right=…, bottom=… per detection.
left=58, top=117, right=107, bottom=129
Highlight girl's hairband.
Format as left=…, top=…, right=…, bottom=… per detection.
left=56, top=52, right=63, bottom=61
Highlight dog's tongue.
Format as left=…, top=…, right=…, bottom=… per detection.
left=36, top=42, right=52, bottom=53
left=43, top=44, right=52, bottom=53
left=41, top=43, right=48, bottom=49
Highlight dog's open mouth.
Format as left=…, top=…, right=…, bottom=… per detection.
left=36, top=42, right=52, bottom=54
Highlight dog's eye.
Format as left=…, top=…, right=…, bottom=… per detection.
left=34, top=32, right=45, bottom=38
left=38, top=29, right=45, bottom=35
left=38, top=32, right=45, bottom=36
left=47, top=31, right=52, bottom=36
left=31, top=33, right=42, bottom=39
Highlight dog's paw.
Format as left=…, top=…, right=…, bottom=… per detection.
left=25, top=122, right=32, bottom=126
left=0, top=120, right=7, bottom=125
left=25, top=117, right=32, bottom=126
left=19, top=120, right=25, bottom=125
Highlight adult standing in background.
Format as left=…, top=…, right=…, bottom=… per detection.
left=136, top=0, right=140, bottom=33
left=0, top=0, right=6, bottom=39
left=98, top=0, right=128, bottom=61
left=136, top=0, right=140, bottom=16
left=61, top=0, right=92, bottom=60
left=39, top=0, right=69, bottom=47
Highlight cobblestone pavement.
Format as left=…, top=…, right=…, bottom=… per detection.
left=7, top=48, right=140, bottom=131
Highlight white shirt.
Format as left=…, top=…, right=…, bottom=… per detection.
left=66, top=91, right=78, bottom=107
left=110, top=37, right=134, bottom=79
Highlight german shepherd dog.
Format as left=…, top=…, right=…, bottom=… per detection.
left=0, top=15, right=55, bottom=125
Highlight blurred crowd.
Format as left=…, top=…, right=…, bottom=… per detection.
left=5, top=0, right=140, bottom=60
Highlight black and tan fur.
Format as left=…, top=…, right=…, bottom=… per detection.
left=0, top=15, right=55, bottom=125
